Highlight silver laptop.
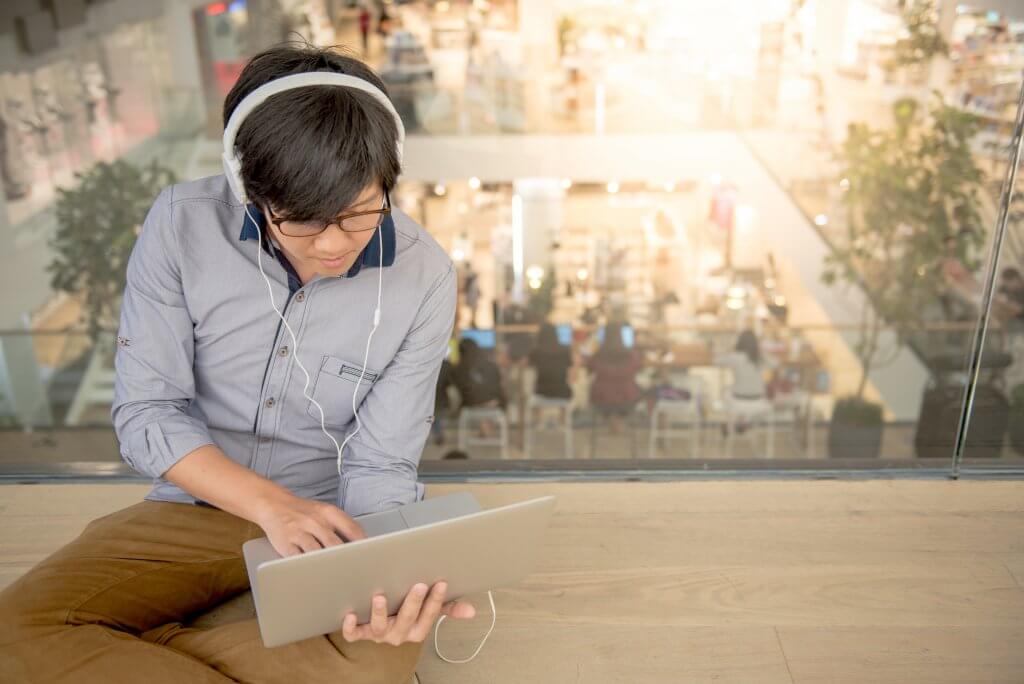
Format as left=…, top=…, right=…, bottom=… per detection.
left=242, top=493, right=556, bottom=647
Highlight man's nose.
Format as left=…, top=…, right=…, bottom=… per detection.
left=315, top=224, right=358, bottom=252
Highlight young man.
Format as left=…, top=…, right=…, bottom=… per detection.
left=0, top=45, right=474, bottom=684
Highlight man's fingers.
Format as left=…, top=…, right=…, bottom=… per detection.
left=326, top=506, right=367, bottom=542
left=310, top=525, right=343, bottom=549
left=369, top=594, right=389, bottom=638
left=393, top=583, right=428, bottom=637
left=295, top=533, right=322, bottom=555
left=411, top=581, right=447, bottom=636
left=342, top=613, right=360, bottom=642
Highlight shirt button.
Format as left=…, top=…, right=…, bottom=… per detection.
left=259, top=436, right=271, bottom=444
left=265, top=397, right=276, bottom=408
left=295, top=291, right=305, bottom=302
left=279, top=346, right=289, bottom=357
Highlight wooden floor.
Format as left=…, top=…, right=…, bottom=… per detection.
left=1, top=481, right=1022, bottom=683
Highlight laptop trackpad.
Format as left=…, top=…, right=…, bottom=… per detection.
left=399, top=492, right=481, bottom=528
left=355, top=511, right=407, bottom=537
left=353, top=493, right=483, bottom=537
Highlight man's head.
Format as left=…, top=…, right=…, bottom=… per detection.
left=224, top=43, right=401, bottom=279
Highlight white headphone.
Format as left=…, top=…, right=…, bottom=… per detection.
left=222, top=71, right=405, bottom=205
left=224, top=71, right=495, bottom=663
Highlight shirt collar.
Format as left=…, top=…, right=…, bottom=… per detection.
left=239, top=202, right=397, bottom=280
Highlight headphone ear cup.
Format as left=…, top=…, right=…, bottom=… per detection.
left=222, top=153, right=246, bottom=204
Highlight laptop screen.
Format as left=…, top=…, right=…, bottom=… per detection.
left=460, top=328, right=496, bottom=349
left=555, top=324, right=573, bottom=346
left=595, top=325, right=635, bottom=348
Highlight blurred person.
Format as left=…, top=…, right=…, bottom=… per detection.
left=0, top=44, right=475, bottom=684
left=432, top=345, right=457, bottom=446
left=996, top=267, right=1024, bottom=324
left=585, top=321, right=644, bottom=435
left=715, top=329, right=767, bottom=401
left=377, top=7, right=393, bottom=39
left=528, top=323, right=576, bottom=401
left=714, top=329, right=769, bottom=436
left=498, top=299, right=535, bottom=365
left=462, top=264, right=481, bottom=329
left=452, top=337, right=507, bottom=439
left=431, top=336, right=460, bottom=446
left=358, top=4, right=372, bottom=53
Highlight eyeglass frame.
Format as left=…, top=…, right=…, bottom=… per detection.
left=264, top=188, right=392, bottom=237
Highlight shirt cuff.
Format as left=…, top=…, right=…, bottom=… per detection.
left=122, top=419, right=215, bottom=480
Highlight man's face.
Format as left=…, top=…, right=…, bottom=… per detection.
left=263, top=183, right=385, bottom=281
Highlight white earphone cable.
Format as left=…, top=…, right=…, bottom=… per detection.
left=336, top=215, right=386, bottom=476
left=434, top=590, right=496, bottom=664
left=247, top=203, right=382, bottom=473
left=249, top=205, right=340, bottom=454
left=251, top=206, right=492, bottom=663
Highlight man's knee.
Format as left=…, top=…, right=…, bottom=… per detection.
left=0, top=574, right=62, bottom=646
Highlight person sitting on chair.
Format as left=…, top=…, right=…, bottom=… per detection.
left=585, top=321, right=643, bottom=435
left=714, top=329, right=769, bottom=436
left=452, top=337, right=507, bottom=439
left=527, top=322, right=578, bottom=431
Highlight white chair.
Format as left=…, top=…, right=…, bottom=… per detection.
left=723, top=395, right=775, bottom=458
left=648, top=397, right=702, bottom=458
left=457, top=406, right=509, bottom=459
left=524, top=394, right=574, bottom=459
left=772, top=390, right=816, bottom=458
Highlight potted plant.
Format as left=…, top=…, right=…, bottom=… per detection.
left=48, top=158, right=177, bottom=340
left=827, top=396, right=884, bottom=459
left=823, top=96, right=984, bottom=458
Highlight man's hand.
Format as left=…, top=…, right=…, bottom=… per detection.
left=256, top=492, right=367, bottom=557
left=341, top=581, right=477, bottom=645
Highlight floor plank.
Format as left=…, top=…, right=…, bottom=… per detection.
left=420, top=621, right=795, bottom=684
left=776, top=626, right=1024, bottom=684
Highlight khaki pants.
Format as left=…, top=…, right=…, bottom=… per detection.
left=0, top=500, right=422, bottom=683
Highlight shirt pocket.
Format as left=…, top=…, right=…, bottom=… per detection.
left=306, top=355, right=381, bottom=429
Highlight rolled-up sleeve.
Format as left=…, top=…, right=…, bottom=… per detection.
left=111, top=186, right=214, bottom=479
left=338, top=263, right=456, bottom=516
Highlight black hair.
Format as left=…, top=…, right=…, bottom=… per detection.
left=596, top=321, right=630, bottom=362
left=458, top=337, right=480, bottom=366
left=223, top=42, right=401, bottom=221
left=735, top=329, right=761, bottom=365
left=534, top=322, right=561, bottom=353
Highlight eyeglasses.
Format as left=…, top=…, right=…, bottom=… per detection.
left=266, top=190, right=391, bottom=238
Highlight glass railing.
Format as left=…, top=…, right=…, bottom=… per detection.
left=1, top=0, right=1022, bottom=481
left=4, top=323, right=1022, bottom=473
left=421, top=322, right=1022, bottom=467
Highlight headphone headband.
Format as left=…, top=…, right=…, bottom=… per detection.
left=221, top=72, right=405, bottom=204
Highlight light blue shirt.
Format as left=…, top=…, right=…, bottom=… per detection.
left=111, top=174, right=456, bottom=516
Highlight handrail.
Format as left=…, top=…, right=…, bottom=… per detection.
left=0, top=321, right=1004, bottom=337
